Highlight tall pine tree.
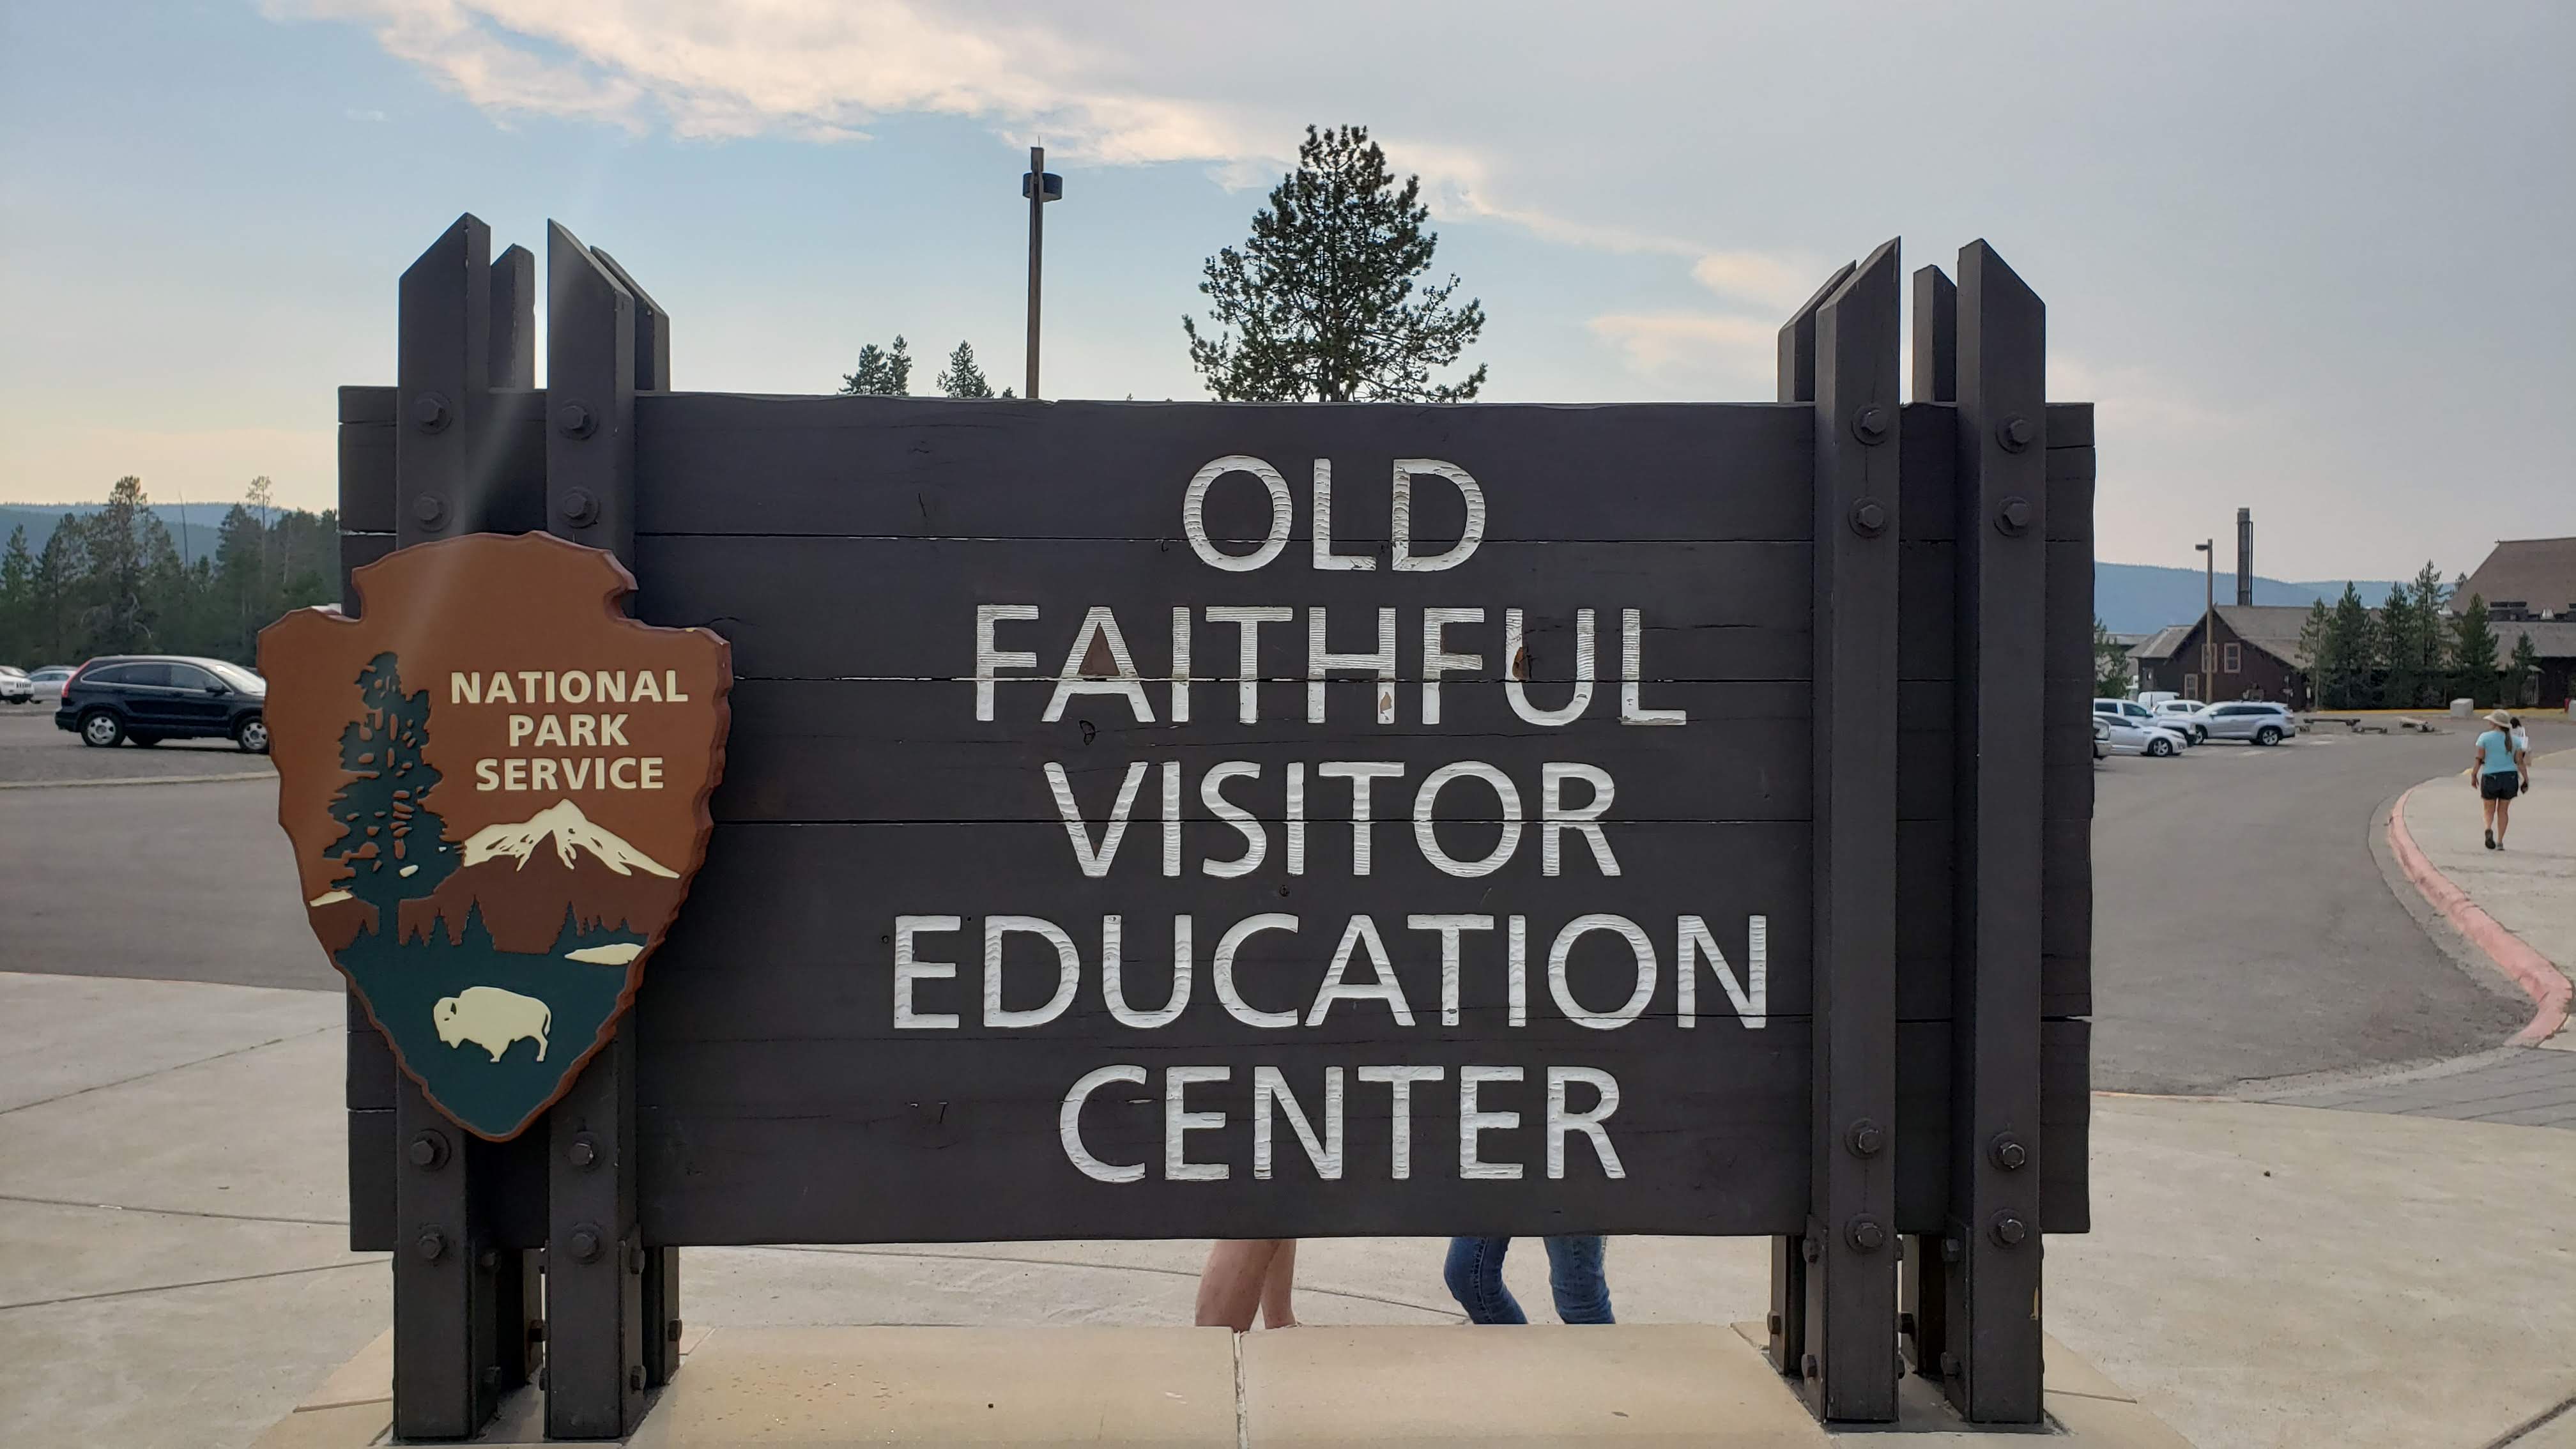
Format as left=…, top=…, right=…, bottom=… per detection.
left=2449, top=594, right=2499, bottom=706
left=936, top=341, right=994, bottom=398
left=1184, top=125, right=1488, bottom=402
left=0, top=526, right=33, bottom=659
left=2503, top=631, right=2540, bottom=708
left=839, top=337, right=913, bottom=395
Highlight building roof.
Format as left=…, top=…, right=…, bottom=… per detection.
left=2489, top=620, right=2576, bottom=667
left=2130, top=624, right=2191, bottom=662
left=2454, top=537, right=2576, bottom=617
left=2129, top=606, right=2315, bottom=666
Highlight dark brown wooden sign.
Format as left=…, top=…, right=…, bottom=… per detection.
left=263, top=532, right=730, bottom=1140
left=332, top=215, right=2093, bottom=1437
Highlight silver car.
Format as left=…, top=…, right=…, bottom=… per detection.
left=0, top=666, right=29, bottom=704
left=2150, top=698, right=2210, bottom=743
left=2197, top=701, right=2297, bottom=746
left=2093, top=698, right=2192, bottom=745
left=2099, top=714, right=2189, bottom=757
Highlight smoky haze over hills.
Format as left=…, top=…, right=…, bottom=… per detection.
left=2094, top=563, right=2398, bottom=634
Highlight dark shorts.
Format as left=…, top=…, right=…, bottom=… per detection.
left=2481, top=772, right=2521, bottom=801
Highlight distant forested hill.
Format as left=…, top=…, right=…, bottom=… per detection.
left=2095, top=562, right=2397, bottom=634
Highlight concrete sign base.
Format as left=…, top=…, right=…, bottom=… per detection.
left=252, top=1321, right=2192, bottom=1446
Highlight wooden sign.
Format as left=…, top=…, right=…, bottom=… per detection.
left=263, top=532, right=730, bottom=1140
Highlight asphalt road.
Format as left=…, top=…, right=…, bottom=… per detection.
left=0, top=708, right=2561, bottom=1085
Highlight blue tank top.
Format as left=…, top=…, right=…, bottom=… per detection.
left=2477, top=730, right=2518, bottom=775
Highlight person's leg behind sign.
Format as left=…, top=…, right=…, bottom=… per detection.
left=1196, top=1239, right=1299, bottom=1331
left=1443, top=1236, right=1528, bottom=1324
left=1542, top=1234, right=1615, bottom=1324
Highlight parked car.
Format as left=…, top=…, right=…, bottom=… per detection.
left=2092, top=697, right=2189, bottom=744
left=54, top=656, right=269, bottom=752
left=2135, top=691, right=2179, bottom=710
left=2196, top=700, right=2298, bottom=746
left=2098, top=715, right=2189, bottom=758
left=23, top=665, right=74, bottom=704
left=2092, top=716, right=2111, bottom=760
left=0, top=666, right=29, bottom=703
left=2151, top=698, right=2211, bottom=743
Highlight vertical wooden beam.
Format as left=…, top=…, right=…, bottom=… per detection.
left=1943, top=239, right=2048, bottom=1423
left=544, top=219, right=649, bottom=1439
left=389, top=216, right=505, bottom=1441
left=490, top=244, right=536, bottom=392
left=1902, top=263, right=1955, bottom=1384
left=1767, top=256, right=1850, bottom=1384
left=396, top=216, right=493, bottom=549
left=1777, top=261, right=1858, bottom=405
left=1803, top=239, right=1903, bottom=1422
left=592, top=247, right=669, bottom=390
left=1910, top=266, right=1956, bottom=404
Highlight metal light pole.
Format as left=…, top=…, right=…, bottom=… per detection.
left=2194, top=539, right=2214, bottom=700
left=1022, top=146, right=1063, bottom=400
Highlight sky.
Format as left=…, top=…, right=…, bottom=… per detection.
left=1, top=1, right=2568, bottom=581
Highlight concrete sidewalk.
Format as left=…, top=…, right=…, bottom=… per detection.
left=6, top=972, right=2576, bottom=1448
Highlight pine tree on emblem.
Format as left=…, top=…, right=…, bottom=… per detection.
left=325, top=653, right=458, bottom=931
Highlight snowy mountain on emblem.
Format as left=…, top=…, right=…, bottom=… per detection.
left=459, top=800, right=678, bottom=878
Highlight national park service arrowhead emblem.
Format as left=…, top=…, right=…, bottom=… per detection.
left=260, top=533, right=730, bottom=1140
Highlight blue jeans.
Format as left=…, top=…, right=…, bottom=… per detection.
left=1443, top=1236, right=1614, bottom=1324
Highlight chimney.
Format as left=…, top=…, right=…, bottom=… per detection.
left=2235, top=508, right=2253, bottom=606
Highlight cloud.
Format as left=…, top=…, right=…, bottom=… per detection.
left=1587, top=311, right=1777, bottom=383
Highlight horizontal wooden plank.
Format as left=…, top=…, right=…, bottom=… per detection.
left=631, top=395, right=1817, bottom=542
left=631, top=536, right=1816, bottom=683
left=339, top=384, right=395, bottom=427
left=339, top=426, right=396, bottom=533
left=2046, top=402, right=2094, bottom=451
left=713, top=678, right=1811, bottom=824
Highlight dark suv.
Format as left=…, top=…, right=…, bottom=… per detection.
left=55, top=656, right=269, bottom=752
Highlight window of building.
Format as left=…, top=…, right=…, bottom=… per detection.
left=2222, top=643, right=2241, bottom=674
left=2182, top=673, right=2198, bottom=698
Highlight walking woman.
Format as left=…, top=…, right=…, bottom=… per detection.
left=2474, top=709, right=2529, bottom=850
left=1194, top=1239, right=1298, bottom=1331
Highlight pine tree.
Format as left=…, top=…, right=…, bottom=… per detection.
left=75, top=476, right=160, bottom=655
left=325, top=653, right=458, bottom=929
left=2295, top=599, right=2329, bottom=708
left=2503, top=631, right=2540, bottom=708
left=839, top=337, right=913, bottom=395
left=2407, top=561, right=2452, bottom=708
left=2322, top=583, right=2373, bottom=708
left=0, top=526, right=33, bottom=660
left=936, top=341, right=994, bottom=398
left=2092, top=616, right=2131, bottom=696
left=31, top=526, right=80, bottom=663
left=2449, top=594, right=2499, bottom=706
left=1184, top=124, right=1488, bottom=402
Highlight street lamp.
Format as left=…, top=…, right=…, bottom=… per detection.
left=1022, top=146, right=1064, bottom=400
left=2193, top=539, right=2214, bottom=700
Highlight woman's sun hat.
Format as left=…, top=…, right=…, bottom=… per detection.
left=2485, top=709, right=2515, bottom=728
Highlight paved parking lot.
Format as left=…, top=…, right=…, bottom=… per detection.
left=0, top=705, right=272, bottom=786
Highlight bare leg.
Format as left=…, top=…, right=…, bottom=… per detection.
left=1260, top=1239, right=1300, bottom=1328
left=1196, top=1239, right=1284, bottom=1331
left=2494, top=795, right=2511, bottom=847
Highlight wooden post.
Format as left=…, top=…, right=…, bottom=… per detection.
left=1802, top=240, right=1903, bottom=1422
left=544, top=220, right=650, bottom=1439
left=1942, top=239, right=2048, bottom=1423
left=1901, top=261, right=1958, bottom=1384
left=390, top=215, right=508, bottom=1441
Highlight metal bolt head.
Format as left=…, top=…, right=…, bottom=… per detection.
left=1801, top=1235, right=1822, bottom=1264
left=1850, top=405, right=1890, bottom=445
left=1849, top=498, right=1889, bottom=537
left=410, top=392, right=450, bottom=432
left=414, top=1229, right=447, bottom=1262
left=1991, top=1213, right=2030, bottom=1247
left=567, top=1135, right=599, bottom=1170
left=411, top=493, right=447, bottom=528
left=1938, top=1351, right=1961, bottom=1379
left=1897, top=1311, right=1917, bottom=1337
left=568, top=1227, right=602, bottom=1264
left=1845, top=1118, right=1885, bottom=1157
left=529, top=1323, right=547, bottom=1344
left=1800, top=1353, right=1820, bottom=1381
left=558, top=487, right=600, bottom=528
left=1998, top=414, right=2036, bottom=451
left=1940, top=1236, right=1963, bottom=1264
left=407, top=1130, right=448, bottom=1170
left=1990, top=1134, right=2029, bottom=1171
left=555, top=401, right=596, bottom=439
left=477, top=1248, right=499, bottom=1271
left=1847, top=1217, right=1887, bottom=1254
left=1996, top=496, right=2034, bottom=535
left=1765, top=1311, right=1782, bottom=1336
left=629, top=1366, right=647, bottom=1392
left=629, top=1245, right=647, bottom=1275
left=537, top=1367, right=548, bottom=1392
left=667, top=1319, right=684, bottom=1343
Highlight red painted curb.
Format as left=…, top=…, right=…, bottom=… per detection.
left=2387, top=783, right=2570, bottom=1046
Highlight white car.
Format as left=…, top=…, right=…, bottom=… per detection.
left=23, top=665, right=75, bottom=704
left=2099, top=715, right=2189, bottom=758
left=2196, top=700, right=2299, bottom=746
left=2094, top=697, right=2193, bottom=746
left=0, top=666, right=29, bottom=703
left=2150, top=698, right=2211, bottom=743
